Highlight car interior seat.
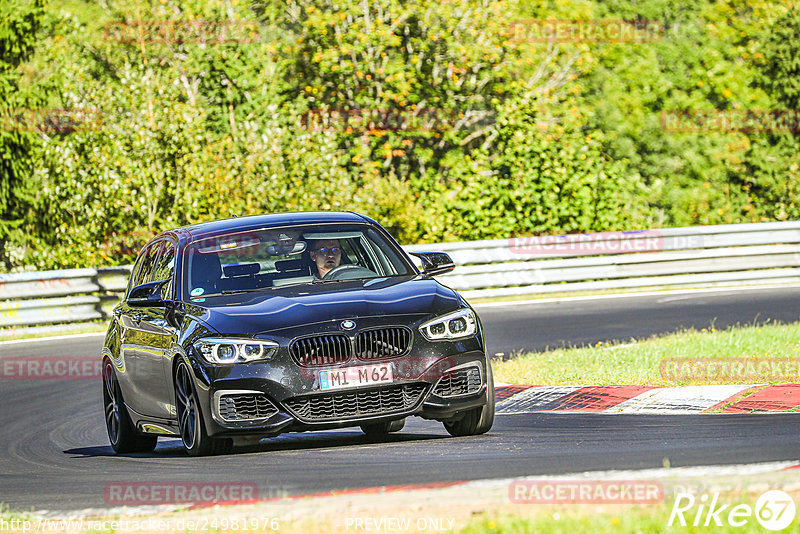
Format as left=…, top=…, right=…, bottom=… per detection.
left=189, top=250, right=222, bottom=294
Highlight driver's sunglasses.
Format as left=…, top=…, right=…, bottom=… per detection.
left=314, top=247, right=341, bottom=255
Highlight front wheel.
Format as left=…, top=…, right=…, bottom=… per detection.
left=443, top=361, right=495, bottom=437
left=175, top=361, right=233, bottom=456
left=103, top=361, right=158, bottom=453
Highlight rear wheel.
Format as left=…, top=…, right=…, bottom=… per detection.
left=443, top=361, right=495, bottom=437
left=175, top=361, right=232, bottom=456
left=360, top=418, right=405, bottom=436
left=103, top=361, right=158, bottom=453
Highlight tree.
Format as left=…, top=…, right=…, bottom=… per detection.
left=757, top=7, right=800, bottom=112
left=0, top=0, right=46, bottom=269
left=742, top=6, right=800, bottom=220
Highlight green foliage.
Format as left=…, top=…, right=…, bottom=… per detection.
left=757, top=7, right=800, bottom=112
left=256, top=0, right=531, bottom=240
left=0, top=0, right=47, bottom=268
left=4, top=0, right=800, bottom=269
left=427, top=92, right=643, bottom=241
left=566, top=0, right=774, bottom=226
left=740, top=7, right=800, bottom=221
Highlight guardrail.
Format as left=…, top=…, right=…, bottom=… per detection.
left=410, top=221, right=800, bottom=299
left=0, top=267, right=131, bottom=327
left=2, top=221, right=800, bottom=327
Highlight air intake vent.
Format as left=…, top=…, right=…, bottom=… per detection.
left=218, top=393, right=278, bottom=421
left=290, top=335, right=351, bottom=367
left=433, top=366, right=482, bottom=397
left=355, top=327, right=412, bottom=360
left=284, top=383, right=427, bottom=422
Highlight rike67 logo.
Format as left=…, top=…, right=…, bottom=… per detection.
left=669, top=490, right=796, bottom=531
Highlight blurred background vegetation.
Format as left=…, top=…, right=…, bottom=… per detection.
left=1, top=0, right=799, bottom=269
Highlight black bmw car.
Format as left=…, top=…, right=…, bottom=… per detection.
left=102, top=212, right=494, bottom=456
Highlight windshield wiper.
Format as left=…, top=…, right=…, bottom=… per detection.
left=219, top=288, right=268, bottom=295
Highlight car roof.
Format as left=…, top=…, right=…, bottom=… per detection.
left=165, top=211, right=371, bottom=241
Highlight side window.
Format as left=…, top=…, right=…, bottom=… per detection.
left=365, top=228, right=405, bottom=275
left=127, top=249, right=148, bottom=296
left=153, top=241, right=176, bottom=299
left=129, top=242, right=162, bottom=295
left=344, top=238, right=377, bottom=272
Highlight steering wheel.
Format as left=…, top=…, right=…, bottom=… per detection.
left=322, top=264, right=377, bottom=280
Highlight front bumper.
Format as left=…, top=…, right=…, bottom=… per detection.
left=191, top=348, right=490, bottom=438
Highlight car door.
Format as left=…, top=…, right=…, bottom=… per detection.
left=117, top=241, right=159, bottom=413
left=118, top=239, right=177, bottom=420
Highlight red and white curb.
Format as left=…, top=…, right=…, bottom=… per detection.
left=495, top=384, right=800, bottom=414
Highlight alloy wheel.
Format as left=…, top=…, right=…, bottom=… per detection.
left=103, top=362, right=120, bottom=444
left=175, top=363, right=197, bottom=450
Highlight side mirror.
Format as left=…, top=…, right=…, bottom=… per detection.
left=128, top=279, right=170, bottom=307
left=410, top=252, right=456, bottom=276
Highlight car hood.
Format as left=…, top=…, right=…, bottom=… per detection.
left=183, top=276, right=462, bottom=335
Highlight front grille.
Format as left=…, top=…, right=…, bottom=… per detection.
left=433, top=366, right=482, bottom=397
left=284, top=383, right=428, bottom=422
left=355, top=327, right=412, bottom=360
left=290, top=335, right=351, bottom=367
left=218, top=393, right=278, bottom=421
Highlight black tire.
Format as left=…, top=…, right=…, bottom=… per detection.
left=174, top=361, right=233, bottom=457
left=360, top=418, right=405, bottom=436
left=103, top=361, right=158, bottom=454
left=443, top=361, right=495, bottom=437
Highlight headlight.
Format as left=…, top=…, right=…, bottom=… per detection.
left=194, top=338, right=279, bottom=364
left=419, top=309, right=477, bottom=341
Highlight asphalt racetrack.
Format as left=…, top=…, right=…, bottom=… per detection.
left=2, top=286, right=799, bottom=512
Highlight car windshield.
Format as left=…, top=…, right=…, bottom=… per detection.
left=182, top=224, right=414, bottom=299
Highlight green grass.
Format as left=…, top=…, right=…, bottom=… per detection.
left=0, top=504, right=33, bottom=528
left=493, top=321, right=800, bottom=386
left=459, top=503, right=800, bottom=533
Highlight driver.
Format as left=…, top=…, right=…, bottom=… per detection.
left=309, top=239, right=342, bottom=279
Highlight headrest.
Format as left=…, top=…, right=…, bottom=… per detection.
left=274, top=258, right=308, bottom=272
left=222, top=262, right=260, bottom=277
left=190, top=251, right=222, bottom=283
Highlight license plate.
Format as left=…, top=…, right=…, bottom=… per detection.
left=319, top=363, right=393, bottom=391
